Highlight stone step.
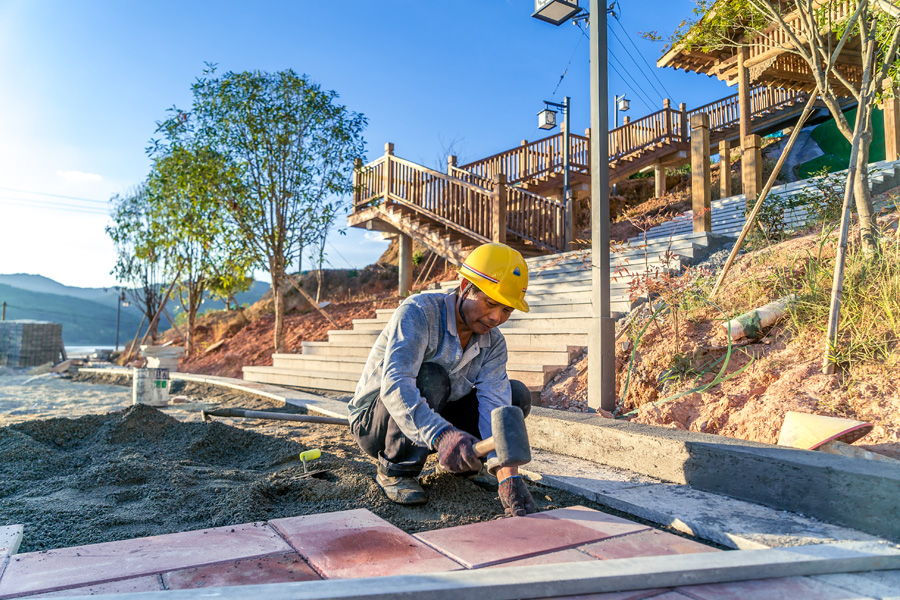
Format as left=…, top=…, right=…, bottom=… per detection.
left=272, top=353, right=367, bottom=374
left=326, top=327, right=591, bottom=349
left=242, top=366, right=358, bottom=393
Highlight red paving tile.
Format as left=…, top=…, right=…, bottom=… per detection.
left=0, top=522, right=290, bottom=599
left=164, top=551, right=320, bottom=589
left=21, top=576, right=163, bottom=597
left=270, top=509, right=462, bottom=579
left=485, top=548, right=598, bottom=569
left=580, top=529, right=719, bottom=560
left=540, top=592, right=684, bottom=600
left=676, top=576, right=865, bottom=599
left=415, top=506, right=642, bottom=569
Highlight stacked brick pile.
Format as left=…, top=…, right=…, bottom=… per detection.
left=0, top=321, right=63, bottom=367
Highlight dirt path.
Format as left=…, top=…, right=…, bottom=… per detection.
left=0, top=371, right=606, bottom=553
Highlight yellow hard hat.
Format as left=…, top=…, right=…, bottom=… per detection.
left=459, top=243, right=529, bottom=312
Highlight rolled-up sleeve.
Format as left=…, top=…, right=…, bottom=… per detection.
left=380, top=303, right=452, bottom=448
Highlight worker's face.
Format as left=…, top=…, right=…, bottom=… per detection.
left=460, top=282, right=514, bottom=335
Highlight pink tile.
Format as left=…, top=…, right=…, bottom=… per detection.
left=415, top=507, right=640, bottom=568
left=541, top=506, right=651, bottom=539
left=580, top=529, right=719, bottom=560
left=548, top=593, right=686, bottom=600
left=485, top=548, right=598, bottom=569
left=164, top=551, right=320, bottom=589
left=20, top=576, right=163, bottom=597
left=270, top=509, right=462, bottom=579
left=677, top=576, right=864, bottom=600
left=0, top=522, right=290, bottom=599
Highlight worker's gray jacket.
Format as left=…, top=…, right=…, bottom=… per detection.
left=348, top=291, right=512, bottom=451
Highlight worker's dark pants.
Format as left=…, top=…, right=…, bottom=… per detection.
left=351, top=363, right=531, bottom=478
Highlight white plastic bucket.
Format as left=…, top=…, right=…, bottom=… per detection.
left=133, top=368, right=169, bottom=406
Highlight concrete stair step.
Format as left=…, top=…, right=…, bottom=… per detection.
left=272, top=353, right=367, bottom=374
left=301, top=341, right=376, bottom=357
left=507, top=363, right=567, bottom=388
left=242, top=366, right=358, bottom=393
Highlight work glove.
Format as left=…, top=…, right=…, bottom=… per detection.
left=434, top=428, right=483, bottom=474
left=498, top=475, right=537, bottom=517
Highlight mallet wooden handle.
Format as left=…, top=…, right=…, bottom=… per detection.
left=473, top=437, right=495, bottom=457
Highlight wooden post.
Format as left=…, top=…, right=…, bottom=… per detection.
left=742, top=134, right=763, bottom=204
left=1, top=301, right=5, bottom=320
left=654, top=163, right=666, bottom=198
left=352, top=158, right=362, bottom=208
left=384, top=142, right=394, bottom=204
left=491, top=173, right=508, bottom=244
left=883, top=83, right=899, bottom=162
left=691, top=113, right=712, bottom=233
left=398, top=233, right=413, bottom=297
left=737, top=46, right=751, bottom=142
left=679, top=102, right=688, bottom=140
left=520, top=140, right=529, bottom=179
left=447, top=154, right=457, bottom=175
left=663, top=99, right=672, bottom=140
left=718, top=140, right=732, bottom=199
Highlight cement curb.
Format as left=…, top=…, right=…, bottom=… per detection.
left=75, top=367, right=350, bottom=419
left=526, top=408, right=900, bottom=542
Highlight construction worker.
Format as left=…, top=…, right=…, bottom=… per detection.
left=349, top=242, right=536, bottom=517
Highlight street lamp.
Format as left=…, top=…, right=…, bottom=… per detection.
left=532, top=0, right=582, bottom=25
left=533, top=0, right=616, bottom=412
left=115, top=291, right=130, bottom=353
left=614, top=94, right=630, bottom=128
left=538, top=98, right=573, bottom=248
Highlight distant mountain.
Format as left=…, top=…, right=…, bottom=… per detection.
left=0, top=274, right=270, bottom=345
left=0, top=283, right=144, bottom=345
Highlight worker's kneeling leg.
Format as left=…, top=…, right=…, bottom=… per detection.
left=350, top=362, right=451, bottom=478
left=510, top=379, right=532, bottom=418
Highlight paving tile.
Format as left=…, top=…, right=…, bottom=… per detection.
left=20, top=576, right=163, bottom=597
left=0, top=522, right=290, bottom=599
left=415, top=506, right=642, bottom=568
left=541, top=506, right=651, bottom=538
left=270, top=509, right=462, bottom=579
left=580, top=529, right=720, bottom=560
left=538, top=591, right=684, bottom=600
left=0, top=526, right=23, bottom=557
left=676, top=576, right=872, bottom=600
left=484, top=548, right=598, bottom=569
left=164, top=551, right=320, bottom=589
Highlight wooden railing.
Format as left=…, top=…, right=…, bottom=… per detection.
left=686, top=86, right=806, bottom=134
left=354, top=153, right=495, bottom=244
left=506, top=186, right=566, bottom=252
left=459, top=135, right=590, bottom=185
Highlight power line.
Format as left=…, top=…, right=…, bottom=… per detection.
left=608, top=52, right=658, bottom=112
left=0, top=186, right=107, bottom=205
left=326, top=240, right=356, bottom=269
left=0, top=196, right=109, bottom=216
left=608, top=25, right=666, bottom=104
left=610, top=16, right=675, bottom=100
left=551, top=28, right=586, bottom=96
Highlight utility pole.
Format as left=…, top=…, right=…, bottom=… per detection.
left=1, top=301, right=5, bottom=321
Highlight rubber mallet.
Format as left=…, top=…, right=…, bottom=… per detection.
left=473, top=405, right=531, bottom=467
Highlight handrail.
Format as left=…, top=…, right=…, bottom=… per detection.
left=506, top=186, right=566, bottom=252
left=459, top=134, right=590, bottom=185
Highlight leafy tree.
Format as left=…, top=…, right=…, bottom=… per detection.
left=106, top=184, right=169, bottom=343
left=160, top=66, right=367, bottom=352
left=660, top=0, right=900, bottom=252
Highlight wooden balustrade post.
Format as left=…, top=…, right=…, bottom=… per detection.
left=679, top=102, right=688, bottom=140
left=883, top=82, right=900, bottom=162
left=491, top=173, right=508, bottom=244
left=520, top=140, right=528, bottom=180
left=663, top=99, right=672, bottom=141
left=742, top=134, right=763, bottom=205
left=384, top=142, right=394, bottom=205
left=352, top=158, right=362, bottom=208
left=654, top=163, right=666, bottom=198
left=737, top=47, right=751, bottom=143
left=447, top=154, right=457, bottom=175
left=398, top=233, right=413, bottom=297
left=690, top=113, right=712, bottom=233
left=718, top=140, right=732, bottom=199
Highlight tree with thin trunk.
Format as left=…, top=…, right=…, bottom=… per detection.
left=161, top=65, right=367, bottom=352
left=659, top=0, right=900, bottom=253
left=107, top=184, right=170, bottom=343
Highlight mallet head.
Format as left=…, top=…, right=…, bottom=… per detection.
left=491, top=405, right=531, bottom=467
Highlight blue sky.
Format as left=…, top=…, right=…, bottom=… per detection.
left=0, top=0, right=730, bottom=288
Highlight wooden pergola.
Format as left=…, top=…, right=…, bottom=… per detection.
left=658, top=0, right=900, bottom=196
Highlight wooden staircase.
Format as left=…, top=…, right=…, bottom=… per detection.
left=349, top=85, right=817, bottom=262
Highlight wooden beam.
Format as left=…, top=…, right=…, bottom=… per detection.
left=691, top=113, right=712, bottom=233
left=738, top=46, right=751, bottom=143
left=742, top=134, right=763, bottom=204
left=884, top=83, right=900, bottom=162
left=719, top=140, right=732, bottom=199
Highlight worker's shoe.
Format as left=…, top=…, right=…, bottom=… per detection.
left=375, top=473, right=427, bottom=505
